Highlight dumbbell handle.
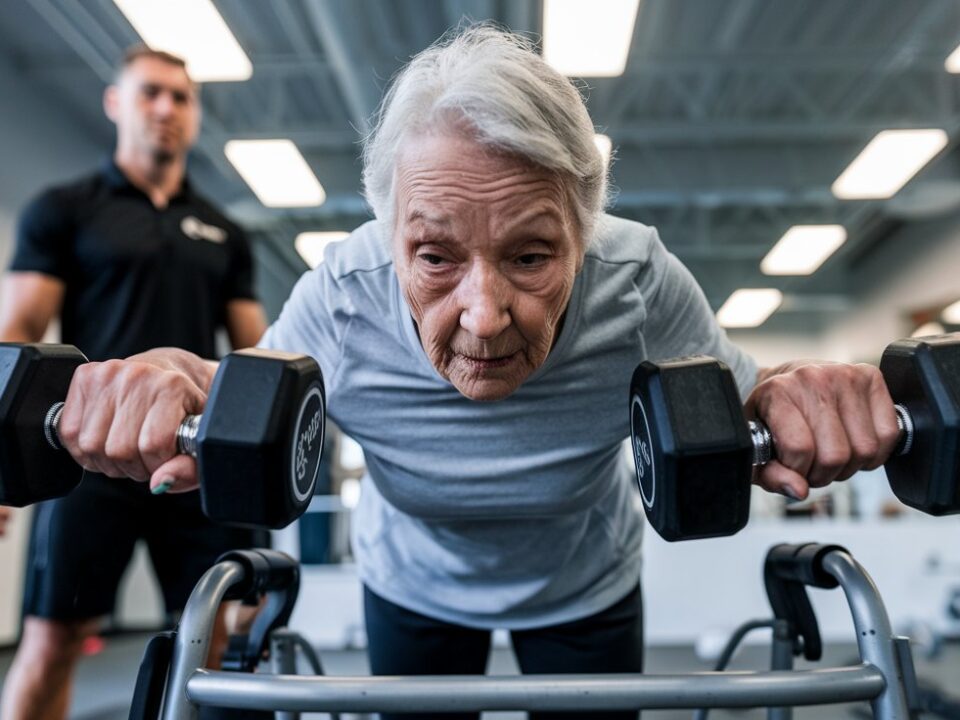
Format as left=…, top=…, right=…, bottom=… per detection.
left=43, top=402, right=202, bottom=458
left=747, top=402, right=914, bottom=466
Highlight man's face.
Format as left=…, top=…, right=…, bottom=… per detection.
left=393, top=130, right=583, bottom=401
left=105, top=56, right=200, bottom=161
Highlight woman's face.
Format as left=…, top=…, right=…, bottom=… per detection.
left=392, top=130, right=583, bottom=401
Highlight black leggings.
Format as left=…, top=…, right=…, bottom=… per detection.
left=364, top=585, right=644, bottom=720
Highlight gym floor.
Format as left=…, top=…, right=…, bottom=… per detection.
left=2, top=637, right=959, bottom=719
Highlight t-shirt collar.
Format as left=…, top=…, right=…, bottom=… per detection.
left=100, top=156, right=194, bottom=202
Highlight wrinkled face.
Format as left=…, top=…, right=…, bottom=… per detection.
left=393, top=131, right=583, bottom=401
left=105, top=56, right=200, bottom=162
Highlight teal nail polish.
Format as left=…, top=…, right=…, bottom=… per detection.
left=152, top=480, right=173, bottom=495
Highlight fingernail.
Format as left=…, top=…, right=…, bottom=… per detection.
left=152, top=479, right=174, bottom=495
left=783, top=486, right=802, bottom=501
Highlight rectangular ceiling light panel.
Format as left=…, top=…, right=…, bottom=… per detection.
left=594, top=134, right=613, bottom=165
left=946, top=44, right=960, bottom=73
left=113, top=0, right=252, bottom=82
left=543, top=0, right=641, bottom=77
left=832, top=129, right=948, bottom=200
left=942, top=299, right=960, bottom=324
left=716, top=289, right=783, bottom=328
left=225, top=140, right=326, bottom=208
left=761, top=225, right=847, bottom=276
left=295, top=231, right=350, bottom=269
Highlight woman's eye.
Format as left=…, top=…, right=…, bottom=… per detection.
left=516, top=254, right=547, bottom=266
left=419, top=254, right=446, bottom=266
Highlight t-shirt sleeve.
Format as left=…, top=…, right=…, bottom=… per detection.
left=9, top=190, right=73, bottom=279
left=638, top=228, right=759, bottom=400
left=257, top=264, right=348, bottom=392
left=223, top=226, right=258, bottom=302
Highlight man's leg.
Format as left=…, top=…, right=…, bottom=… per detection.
left=364, top=586, right=491, bottom=720
left=510, top=585, right=644, bottom=720
left=0, top=616, right=101, bottom=720
left=1, top=479, right=140, bottom=720
left=146, top=491, right=269, bottom=669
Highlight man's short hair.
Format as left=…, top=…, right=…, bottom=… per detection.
left=116, top=45, right=194, bottom=85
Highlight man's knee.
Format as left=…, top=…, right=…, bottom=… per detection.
left=18, top=616, right=100, bottom=670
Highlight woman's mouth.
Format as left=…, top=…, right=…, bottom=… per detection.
left=456, top=350, right=520, bottom=370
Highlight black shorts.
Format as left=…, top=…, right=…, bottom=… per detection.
left=23, top=472, right=267, bottom=621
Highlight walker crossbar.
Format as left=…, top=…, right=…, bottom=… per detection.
left=185, top=666, right=886, bottom=713
left=155, top=545, right=917, bottom=720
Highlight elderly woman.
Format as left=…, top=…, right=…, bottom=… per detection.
left=59, top=25, right=899, bottom=720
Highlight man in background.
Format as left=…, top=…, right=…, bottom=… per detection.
left=0, top=47, right=267, bottom=720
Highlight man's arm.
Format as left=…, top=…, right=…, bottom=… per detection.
left=224, top=298, right=267, bottom=350
left=0, top=272, right=64, bottom=342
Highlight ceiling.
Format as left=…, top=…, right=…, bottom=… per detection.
left=3, top=0, right=960, bottom=331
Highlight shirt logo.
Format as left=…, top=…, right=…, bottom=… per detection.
left=181, top=216, right=227, bottom=244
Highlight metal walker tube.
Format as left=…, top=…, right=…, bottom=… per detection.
left=821, top=551, right=911, bottom=720
left=162, top=561, right=246, bottom=720
left=163, top=547, right=913, bottom=718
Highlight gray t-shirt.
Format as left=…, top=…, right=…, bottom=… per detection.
left=260, top=214, right=757, bottom=629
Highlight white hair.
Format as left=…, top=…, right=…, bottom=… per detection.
left=361, top=23, right=610, bottom=243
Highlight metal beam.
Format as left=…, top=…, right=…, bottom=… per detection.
left=302, top=0, right=380, bottom=134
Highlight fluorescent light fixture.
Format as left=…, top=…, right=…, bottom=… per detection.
left=912, top=321, right=946, bottom=337
left=340, top=478, right=362, bottom=510
left=594, top=134, right=613, bottom=165
left=946, top=44, right=960, bottom=73
left=942, top=299, right=960, bottom=324
left=832, top=129, right=948, bottom=200
left=543, top=0, right=641, bottom=77
left=760, top=225, right=847, bottom=276
left=716, top=289, right=783, bottom=328
left=340, top=436, right=366, bottom=473
left=113, top=0, right=252, bottom=82
left=295, top=231, right=350, bottom=269
left=225, top=140, right=325, bottom=208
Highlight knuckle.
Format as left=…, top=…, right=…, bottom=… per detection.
left=777, top=435, right=814, bottom=462
left=76, top=431, right=102, bottom=457
left=855, top=363, right=881, bottom=383
left=139, top=433, right=170, bottom=459
left=879, top=422, right=901, bottom=448
left=58, top=417, right=79, bottom=445
left=817, top=446, right=850, bottom=472
left=71, top=362, right=97, bottom=385
left=851, top=438, right=880, bottom=466
left=95, top=359, right=125, bottom=383
left=104, top=435, right=136, bottom=464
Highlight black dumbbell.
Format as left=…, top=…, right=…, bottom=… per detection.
left=629, top=333, right=960, bottom=541
left=0, top=344, right=326, bottom=529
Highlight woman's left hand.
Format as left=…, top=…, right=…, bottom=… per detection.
left=745, top=361, right=902, bottom=499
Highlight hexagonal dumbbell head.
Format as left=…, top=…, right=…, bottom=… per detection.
left=880, top=334, right=960, bottom=515
left=630, top=355, right=754, bottom=541
left=0, top=344, right=87, bottom=506
left=195, top=349, right=326, bottom=529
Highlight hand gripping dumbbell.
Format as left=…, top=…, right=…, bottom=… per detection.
left=0, top=343, right=326, bottom=529
left=629, top=333, right=960, bottom=541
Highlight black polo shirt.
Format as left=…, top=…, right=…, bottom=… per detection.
left=10, top=160, right=256, bottom=361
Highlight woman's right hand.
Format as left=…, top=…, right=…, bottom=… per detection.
left=58, top=348, right=216, bottom=494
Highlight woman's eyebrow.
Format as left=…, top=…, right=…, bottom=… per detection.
left=406, top=209, right=453, bottom=228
